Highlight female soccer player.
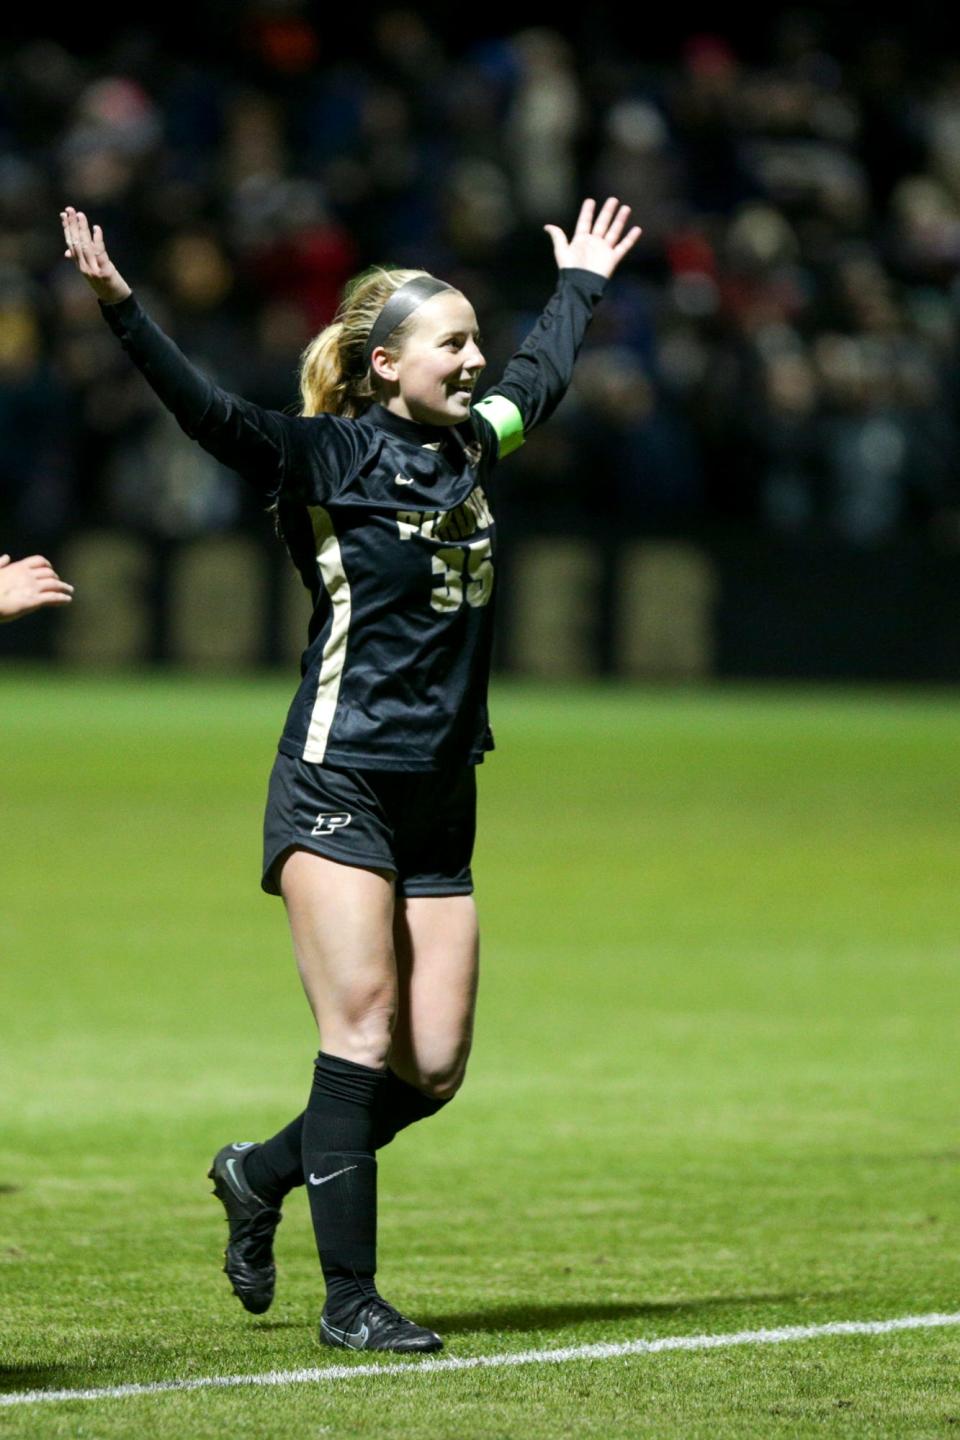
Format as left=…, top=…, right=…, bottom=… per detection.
left=61, top=196, right=640, bottom=1353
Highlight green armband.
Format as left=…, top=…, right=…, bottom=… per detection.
left=472, top=395, right=525, bottom=458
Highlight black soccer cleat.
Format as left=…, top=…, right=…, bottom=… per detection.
left=208, top=1142, right=282, bottom=1315
left=319, top=1297, right=443, bottom=1353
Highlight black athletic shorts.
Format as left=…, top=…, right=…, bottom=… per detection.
left=261, top=751, right=477, bottom=898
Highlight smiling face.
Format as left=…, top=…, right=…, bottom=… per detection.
left=371, top=290, right=486, bottom=426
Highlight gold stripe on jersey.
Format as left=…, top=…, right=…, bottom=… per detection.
left=303, top=506, right=352, bottom=763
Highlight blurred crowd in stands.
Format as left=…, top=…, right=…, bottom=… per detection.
left=3, top=6, right=960, bottom=553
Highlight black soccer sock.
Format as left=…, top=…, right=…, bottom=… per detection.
left=303, top=1051, right=386, bottom=1320
left=242, top=1068, right=451, bottom=1205
left=241, top=1115, right=304, bottom=1207
left=374, top=1068, right=450, bottom=1148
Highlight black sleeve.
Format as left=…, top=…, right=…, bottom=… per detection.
left=98, top=293, right=361, bottom=503
left=487, top=267, right=607, bottom=434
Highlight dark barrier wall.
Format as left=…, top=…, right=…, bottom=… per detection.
left=4, top=528, right=958, bottom=683
left=711, top=540, right=960, bottom=682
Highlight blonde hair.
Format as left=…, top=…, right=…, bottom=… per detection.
left=299, top=266, right=438, bottom=418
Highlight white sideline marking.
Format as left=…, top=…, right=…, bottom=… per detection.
left=2, top=1311, right=959, bottom=1408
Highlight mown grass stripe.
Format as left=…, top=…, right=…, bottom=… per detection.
left=3, top=1312, right=959, bottom=1408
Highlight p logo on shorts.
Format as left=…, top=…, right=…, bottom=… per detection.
left=312, top=811, right=353, bottom=837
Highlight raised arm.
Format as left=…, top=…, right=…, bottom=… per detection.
left=60, top=207, right=292, bottom=499
left=472, top=197, right=642, bottom=459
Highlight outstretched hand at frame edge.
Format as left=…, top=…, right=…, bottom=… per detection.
left=60, top=206, right=131, bottom=305
left=543, top=197, right=642, bottom=279
left=0, top=554, right=74, bottom=623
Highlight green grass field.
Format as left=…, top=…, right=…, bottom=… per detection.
left=2, top=671, right=959, bottom=1438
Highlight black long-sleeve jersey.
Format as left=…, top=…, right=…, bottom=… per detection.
left=100, top=268, right=606, bottom=770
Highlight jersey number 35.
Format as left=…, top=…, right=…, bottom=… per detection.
left=430, top=540, right=494, bottom=614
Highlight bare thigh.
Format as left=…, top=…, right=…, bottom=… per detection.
left=278, top=847, right=397, bottom=1070
left=389, top=895, right=479, bottom=1099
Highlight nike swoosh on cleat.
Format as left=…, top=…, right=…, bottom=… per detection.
left=322, top=1316, right=369, bottom=1349
left=308, top=1165, right=358, bottom=1187
left=224, top=1158, right=246, bottom=1195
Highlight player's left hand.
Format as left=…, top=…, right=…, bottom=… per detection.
left=544, top=197, right=642, bottom=279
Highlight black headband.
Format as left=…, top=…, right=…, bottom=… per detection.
left=362, top=275, right=455, bottom=368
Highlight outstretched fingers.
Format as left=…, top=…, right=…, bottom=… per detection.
left=62, top=206, right=99, bottom=274
left=61, top=204, right=78, bottom=246
left=36, top=580, right=74, bottom=602
left=0, top=554, right=74, bottom=621
left=61, top=206, right=83, bottom=262
left=21, top=557, right=66, bottom=585
left=573, top=197, right=596, bottom=236
left=592, top=196, right=620, bottom=237
left=591, top=197, right=643, bottom=261
left=60, top=204, right=129, bottom=302
left=604, top=203, right=633, bottom=247
left=613, top=225, right=643, bottom=262
left=74, top=209, right=93, bottom=267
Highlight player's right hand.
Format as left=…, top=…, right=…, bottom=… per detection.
left=60, top=206, right=132, bottom=305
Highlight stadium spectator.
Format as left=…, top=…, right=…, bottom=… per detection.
left=3, top=20, right=960, bottom=552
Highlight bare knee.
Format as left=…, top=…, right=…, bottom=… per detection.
left=410, top=1046, right=471, bottom=1101
left=322, top=998, right=396, bottom=1071
left=422, top=1071, right=465, bottom=1101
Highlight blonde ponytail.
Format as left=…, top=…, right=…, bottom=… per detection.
left=299, top=266, right=437, bottom=418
